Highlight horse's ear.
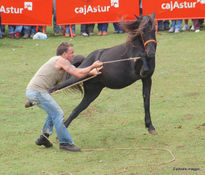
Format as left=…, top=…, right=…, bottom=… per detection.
left=151, top=12, right=156, bottom=19
left=134, top=14, right=140, bottom=20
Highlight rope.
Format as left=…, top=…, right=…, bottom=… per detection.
left=43, top=133, right=175, bottom=172
left=52, top=57, right=141, bottom=94
left=52, top=75, right=97, bottom=94
left=82, top=147, right=176, bottom=174
left=102, top=56, right=141, bottom=64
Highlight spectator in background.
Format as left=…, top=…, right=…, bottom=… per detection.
left=97, top=23, right=108, bottom=36
left=65, top=25, right=75, bottom=37
left=8, top=25, right=23, bottom=39
left=53, top=0, right=63, bottom=36
left=113, top=23, right=124, bottom=34
left=80, top=24, right=88, bottom=37
left=23, top=26, right=37, bottom=39
left=87, top=24, right=95, bottom=36
left=168, top=20, right=182, bottom=33
left=182, top=19, right=189, bottom=31
left=199, top=19, right=204, bottom=27
left=192, top=19, right=204, bottom=32
left=158, top=20, right=170, bottom=31
left=0, top=13, right=5, bottom=39
left=182, top=19, right=204, bottom=32
left=139, top=0, right=143, bottom=15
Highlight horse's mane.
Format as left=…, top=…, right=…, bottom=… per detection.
left=122, top=15, right=155, bottom=43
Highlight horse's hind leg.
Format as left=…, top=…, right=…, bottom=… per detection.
left=64, top=83, right=103, bottom=127
left=142, top=77, right=158, bottom=135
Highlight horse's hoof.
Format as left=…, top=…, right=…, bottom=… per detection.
left=148, top=129, right=158, bottom=135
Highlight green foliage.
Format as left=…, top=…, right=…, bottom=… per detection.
left=0, top=25, right=205, bottom=174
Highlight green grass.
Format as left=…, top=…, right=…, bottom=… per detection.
left=0, top=25, right=205, bottom=175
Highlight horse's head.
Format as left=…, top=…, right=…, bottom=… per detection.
left=123, top=12, right=157, bottom=58
left=139, top=13, right=157, bottom=58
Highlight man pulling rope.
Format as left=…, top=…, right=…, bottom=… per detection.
left=25, top=42, right=103, bottom=152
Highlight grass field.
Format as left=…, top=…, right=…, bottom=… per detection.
left=0, top=25, right=205, bottom=175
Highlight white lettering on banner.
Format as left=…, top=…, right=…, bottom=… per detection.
left=0, top=2, right=33, bottom=14
left=161, top=0, right=204, bottom=11
left=74, top=0, right=119, bottom=15
left=0, top=6, right=24, bottom=14
left=75, top=5, right=111, bottom=15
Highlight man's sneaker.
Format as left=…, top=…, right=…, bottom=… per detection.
left=97, top=31, right=102, bottom=36
left=54, top=32, right=61, bottom=36
left=89, top=32, right=94, bottom=36
left=182, top=24, right=189, bottom=31
left=65, top=33, right=70, bottom=38
left=35, top=134, right=53, bottom=148
left=190, top=25, right=195, bottom=31
left=195, top=29, right=200, bottom=33
left=23, top=34, right=29, bottom=39
left=168, top=28, right=174, bottom=33
left=174, top=29, right=180, bottom=33
left=81, top=32, right=88, bottom=37
left=9, top=33, right=15, bottom=39
left=60, top=143, right=81, bottom=152
left=25, top=100, right=34, bottom=108
left=102, top=31, right=108, bottom=36
left=15, top=32, right=21, bottom=39
left=30, top=34, right=34, bottom=39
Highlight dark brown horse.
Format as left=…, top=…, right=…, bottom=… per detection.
left=50, top=13, right=158, bottom=135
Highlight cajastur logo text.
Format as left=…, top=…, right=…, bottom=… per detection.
left=75, top=0, right=120, bottom=15
left=161, top=0, right=205, bottom=11
left=0, top=1, right=33, bottom=14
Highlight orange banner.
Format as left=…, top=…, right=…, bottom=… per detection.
left=1, top=0, right=52, bottom=26
left=56, top=0, right=140, bottom=25
left=142, top=0, right=205, bottom=20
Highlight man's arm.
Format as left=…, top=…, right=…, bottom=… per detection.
left=56, top=58, right=103, bottom=79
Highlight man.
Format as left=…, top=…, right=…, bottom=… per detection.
left=26, top=42, right=103, bottom=152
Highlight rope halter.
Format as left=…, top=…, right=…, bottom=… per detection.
left=144, top=39, right=157, bottom=47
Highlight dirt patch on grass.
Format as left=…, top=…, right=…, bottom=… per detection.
left=184, top=92, right=199, bottom=97
left=184, top=113, right=195, bottom=120
left=195, top=123, right=205, bottom=130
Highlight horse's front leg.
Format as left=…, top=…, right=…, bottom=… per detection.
left=142, top=77, right=157, bottom=135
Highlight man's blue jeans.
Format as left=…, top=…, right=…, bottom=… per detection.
left=98, top=23, right=108, bottom=32
left=8, top=25, right=23, bottom=34
left=170, top=20, right=182, bottom=30
left=65, top=25, right=75, bottom=34
left=26, top=89, right=74, bottom=144
left=24, top=26, right=37, bottom=35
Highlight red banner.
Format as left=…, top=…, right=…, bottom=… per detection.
left=142, top=0, right=205, bottom=20
left=56, top=0, right=139, bottom=25
left=1, top=0, right=52, bottom=26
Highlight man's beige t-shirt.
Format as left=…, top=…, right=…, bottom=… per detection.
left=26, top=56, right=66, bottom=92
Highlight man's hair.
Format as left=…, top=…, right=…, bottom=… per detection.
left=56, top=42, right=73, bottom=56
